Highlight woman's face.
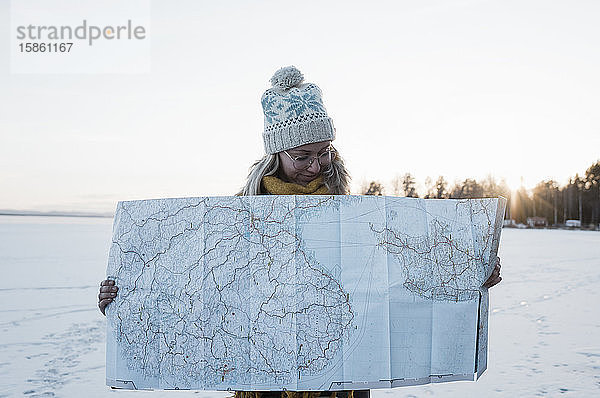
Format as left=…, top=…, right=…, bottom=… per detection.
left=277, top=140, right=332, bottom=186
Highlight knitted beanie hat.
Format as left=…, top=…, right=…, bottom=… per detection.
left=261, top=66, right=335, bottom=154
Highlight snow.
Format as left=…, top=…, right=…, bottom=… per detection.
left=1, top=216, right=599, bottom=397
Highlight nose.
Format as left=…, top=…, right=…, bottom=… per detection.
left=306, top=157, right=321, bottom=174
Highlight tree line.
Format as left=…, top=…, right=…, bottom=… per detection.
left=359, top=160, right=600, bottom=228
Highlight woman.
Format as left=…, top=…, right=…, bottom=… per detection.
left=98, top=66, right=502, bottom=398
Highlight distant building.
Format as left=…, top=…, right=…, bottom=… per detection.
left=565, top=219, right=581, bottom=228
left=503, top=219, right=517, bottom=228
left=527, top=217, right=548, bottom=228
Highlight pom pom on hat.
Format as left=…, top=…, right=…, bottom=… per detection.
left=269, top=66, right=304, bottom=90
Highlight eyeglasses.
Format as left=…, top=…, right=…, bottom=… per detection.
left=283, top=145, right=337, bottom=170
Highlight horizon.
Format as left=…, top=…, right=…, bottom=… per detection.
left=1, top=157, right=598, bottom=213
left=1, top=158, right=598, bottom=216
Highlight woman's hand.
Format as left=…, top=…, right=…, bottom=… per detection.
left=483, top=256, right=502, bottom=288
left=98, top=279, right=118, bottom=316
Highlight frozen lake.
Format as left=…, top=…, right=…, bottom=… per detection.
left=0, top=215, right=599, bottom=397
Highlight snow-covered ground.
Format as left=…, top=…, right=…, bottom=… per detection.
left=1, top=215, right=599, bottom=397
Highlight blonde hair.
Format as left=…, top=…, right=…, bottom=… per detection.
left=238, top=150, right=351, bottom=196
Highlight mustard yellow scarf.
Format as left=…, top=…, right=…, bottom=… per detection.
left=262, top=175, right=330, bottom=195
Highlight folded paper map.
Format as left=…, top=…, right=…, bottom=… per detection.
left=106, top=195, right=506, bottom=391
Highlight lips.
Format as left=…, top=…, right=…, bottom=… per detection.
left=299, top=173, right=318, bottom=181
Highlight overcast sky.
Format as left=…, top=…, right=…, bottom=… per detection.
left=1, top=0, right=599, bottom=213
